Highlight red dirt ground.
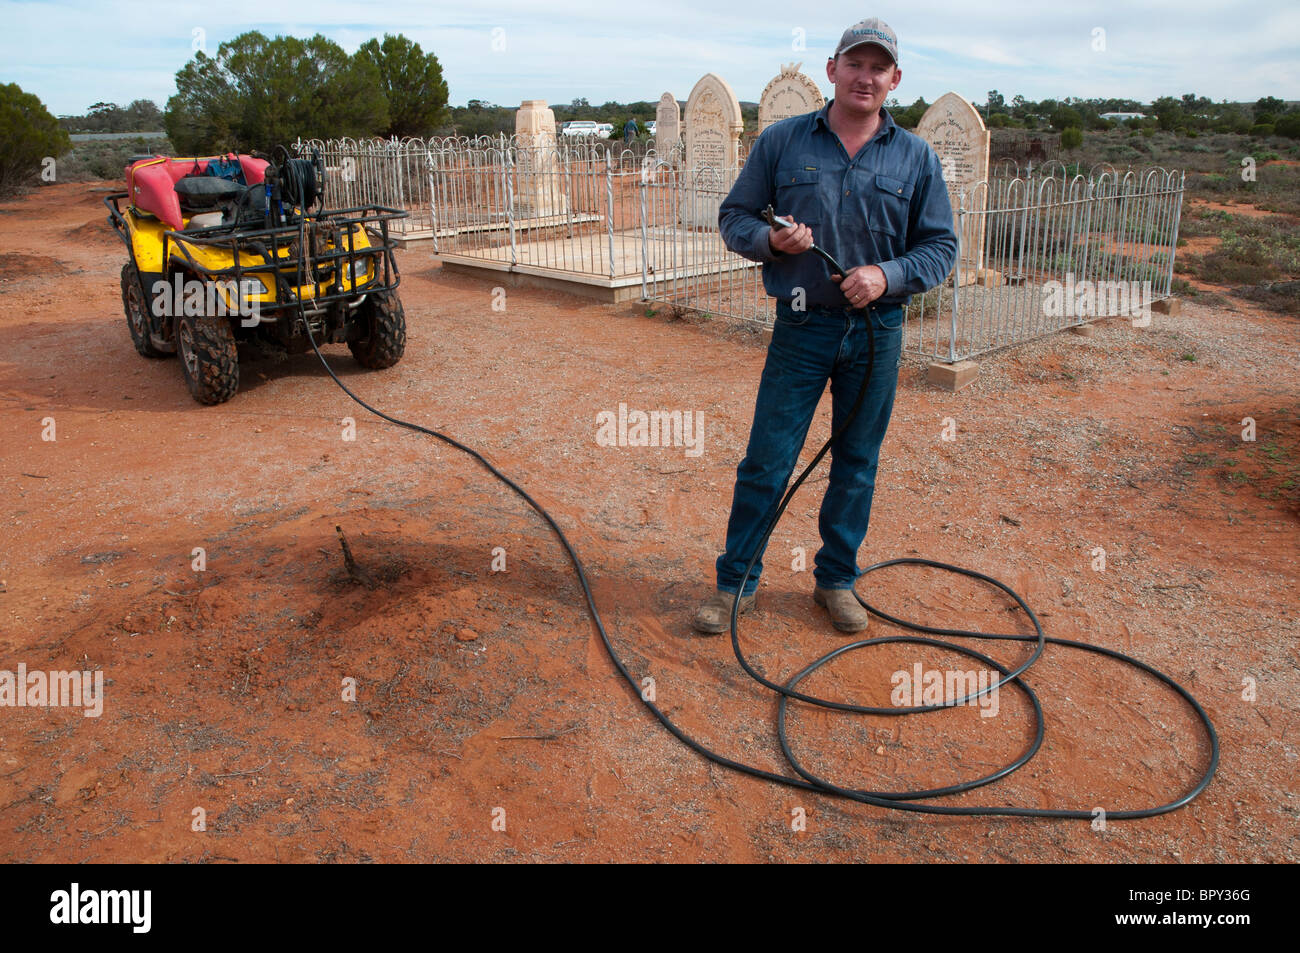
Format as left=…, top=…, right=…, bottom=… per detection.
left=1, top=182, right=1296, bottom=862
left=1187, top=197, right=1300, bottom=222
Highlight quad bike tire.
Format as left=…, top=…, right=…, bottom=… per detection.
left=349, top=290, right=406, bottom=369
left=177, top=311, right=239, bottom=405
left=121, top=263, right=165, bottom=358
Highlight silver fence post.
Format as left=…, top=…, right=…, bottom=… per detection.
left=639, top=157, right=650, bottom=300
left=504, top=145, right=518, bottom=267
left=425, top=148, right=438, bottom=255
left=606, top=150, right=617, bottom=281
left=949, top=192, right=964, bottom=362
left=1165, top=171, right=1184, bottom=297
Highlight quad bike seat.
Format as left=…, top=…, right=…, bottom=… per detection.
left=174, top=175, right=245, bottom=211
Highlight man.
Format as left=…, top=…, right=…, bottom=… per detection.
left=693, top=18, right=957, bottom=635
left=623, top=118, right=638, bottom=144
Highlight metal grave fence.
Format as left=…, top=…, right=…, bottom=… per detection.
left=300, top=137, right=1182, bottom=363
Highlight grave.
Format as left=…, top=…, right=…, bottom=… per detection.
left=757, top=63, right=825, bottom=134
left=514, top=99, right=567, bottom=218
left=681, top=73, right=743, bottom=228
left=655, top=93, right=681, bottom=153
left=916, top=92, right=993, bottom=285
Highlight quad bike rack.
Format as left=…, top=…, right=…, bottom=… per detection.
left=104, top=193, right=408, bottom=316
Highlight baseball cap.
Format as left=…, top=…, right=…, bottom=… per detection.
left=834, top=18, right=899, bottom=64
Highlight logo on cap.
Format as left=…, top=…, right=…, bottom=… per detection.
left=836, top=18, right=899, bottom=63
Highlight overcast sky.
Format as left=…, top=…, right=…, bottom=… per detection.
left=3, top=0, right=1297, bottom=117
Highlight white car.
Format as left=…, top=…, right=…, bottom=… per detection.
left=561, top=121, right=601, bottom=137
left=596, top=123, right=614, bottom=138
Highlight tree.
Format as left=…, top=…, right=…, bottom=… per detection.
left=0, top=83, right=71, bottom=195
left=1050, top=105, right=1083, bottom=131
left=892, top=96, right=929, bottom=129
left=1254, top=96, right=1286, bottom=119
left=86, top=101, right=122, bottom=132
left=123, top=99, right=163, bottom=130
left=355, top=34, right=449, bottom=138
left=165, top=31, right=388, bottom=154
left=1275, top=113, right=1300, bottom=139
left=442, top=103, right=513, bottom=138
left=1150, top=96, right=1183, bottom=131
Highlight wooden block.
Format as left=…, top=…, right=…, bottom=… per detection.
left=1070, top=323, right=1095, bottom=337
left=1152, top=297, right=1182, bottom=316
left=927, top=360, right=979, bottom=391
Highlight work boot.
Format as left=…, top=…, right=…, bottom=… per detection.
left=692, top=588, right=756, bottom=635
left=813, top=586, right=870, bottom=633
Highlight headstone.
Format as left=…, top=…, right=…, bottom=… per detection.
left=681, top=73, right=743, bottom=227
left=514, top=99, right=566, bottom=218
left=757, top=63, right=825, bottom=133
left=655, top=92, right=681, bottom=153
left=916, top=92, right=990, bottom=281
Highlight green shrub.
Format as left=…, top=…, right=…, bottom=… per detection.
left=1060, top=126, right=1083, bottom=150
left=0, top=82, right=71, bottom=196
left=56, top=136, right=171, bottom=182
left=1250, top=123, right=1275, bottom=137
left=1275, top=114, right=1300, bottom=139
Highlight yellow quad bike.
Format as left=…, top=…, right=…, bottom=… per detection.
left=105, top=148, right=408, bottom=404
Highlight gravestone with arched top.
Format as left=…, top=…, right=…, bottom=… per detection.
left=682, top=73, right=743, bottom=227
left=916, top=92, right=991, bottom=282
left=758, top=63, right=825, bottom=134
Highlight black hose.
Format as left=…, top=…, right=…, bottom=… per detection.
left=299, top=245, right=1219, bottom=821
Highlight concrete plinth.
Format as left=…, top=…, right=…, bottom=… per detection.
left=1153, top=298, right=1182, bottom=316
left=952, top=269, right=1003, bottom=288
left=927, top=360, right=979, bottom=391
left=1070, top=323, right=1096, bottom=337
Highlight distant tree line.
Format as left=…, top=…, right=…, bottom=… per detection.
left=960, top=92, right=1298, bottom=138
left=884, top=93, right=1300, bottom=151
left=65, top=89, right=1297, bottom=144
left=60, top=99, right=164, bottom=133
left=439, top=98, right=666, bottom=139
left=443, top=92, right=1300, bottom=143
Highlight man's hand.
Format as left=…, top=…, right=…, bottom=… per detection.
left=832, top=265, right=888, bottom=309
left=768, top=218, right=814, bottom=256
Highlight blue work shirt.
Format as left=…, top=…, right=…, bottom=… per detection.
left=718, top=101, right=957, bottom=309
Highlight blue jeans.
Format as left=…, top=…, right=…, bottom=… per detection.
left=715, top=300, right=904, bottom=596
